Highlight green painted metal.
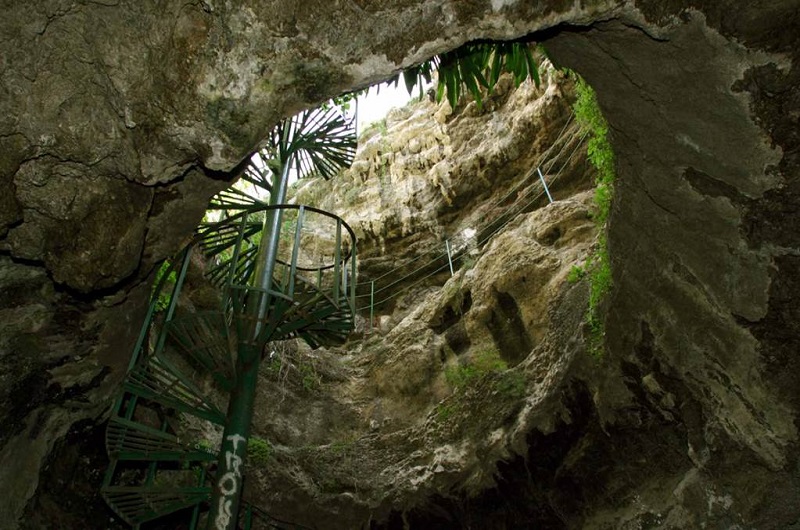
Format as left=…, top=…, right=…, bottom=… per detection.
left=166, top=312, right=235, bottom=392
left=189, top=468, right=207, bottom=530
left=204, top=137, right=357, bottom=528
left=333, top=219, right=342, bottom=302
left=350, top=241, right=357, bottom=311
left=123, top=355, right=226, bottom=425
left=288, top=206, right=305, bottom=296
left=102, top=248, right=195, bottom=500
left=102, top=249, right=220, bottom=527
left=103, top=106, right=357, bottom=529
left=104, top=486, right=212, bottom=525
left=243, top=504, right=253, bottom=530
left=370, top=280, right=375, bottom=331
left=107, top=417, right=217, bottom=462
left=207, top=344, right=261, bottom=530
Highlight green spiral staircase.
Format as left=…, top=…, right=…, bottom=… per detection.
left=101, top=106, right=357, bottom=529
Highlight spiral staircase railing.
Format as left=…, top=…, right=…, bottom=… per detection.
left=101, top=204, right=356, bottom=529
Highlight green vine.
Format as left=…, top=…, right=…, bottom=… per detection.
left=299, top=362, right=319, bottom=392
left=573, top=75, right=615, bottom=357
left=152, top=261, right=177, bottom=312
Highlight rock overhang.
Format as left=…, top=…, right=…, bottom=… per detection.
left=1, top=1, right=798, bottom=528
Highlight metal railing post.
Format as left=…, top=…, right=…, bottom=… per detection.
left=537, top=167, right=554, bottom=203
left=369, top=280, right=375, bottom=332
left=288, top=206, right=305, bottom=299
left=152, top=247, right=193, bottom=360
left=333, top=219, right=342, bottom=301
left=445, top=240, right=454, bottom=277
left=350, top=241, right=357, bottom=312
left=342, top=258, right=348, bottom=296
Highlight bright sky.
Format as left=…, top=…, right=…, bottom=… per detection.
left=354, top=80, right=432, bottom=131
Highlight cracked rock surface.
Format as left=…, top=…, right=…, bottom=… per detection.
left=0, top=0, right=798, bottom=528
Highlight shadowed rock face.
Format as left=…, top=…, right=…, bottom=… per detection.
left=0, top=1, right=798, bottom=529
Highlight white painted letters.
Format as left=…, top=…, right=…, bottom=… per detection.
left=215, top=434, right=247, bottom=530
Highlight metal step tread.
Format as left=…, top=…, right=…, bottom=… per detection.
left=102, top=485, right=211, bottom=525
left=125, top=355, right=226, bottom=425
left=106, top=417, right=217, bottom=462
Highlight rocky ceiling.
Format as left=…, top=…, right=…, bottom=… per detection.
left=0, top=1, right=798, bottom=529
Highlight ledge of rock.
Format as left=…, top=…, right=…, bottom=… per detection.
left=0, top=1, right=798, bottom=528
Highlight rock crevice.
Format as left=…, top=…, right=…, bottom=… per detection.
left=0, top=1, right=798, bottom=528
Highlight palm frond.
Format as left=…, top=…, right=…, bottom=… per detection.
left=240, top=153, right=274, bottom=192
left=401, top=40, right=541, bottom=110
left=204, top=105, right=355, bottom=222
left=207, top=188, right=268, bottom=211
left=267, top=106, right=357, bottom=181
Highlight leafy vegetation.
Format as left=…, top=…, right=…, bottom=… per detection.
left=152, top=260, right=177, bottom=312
left=203, top=106, right=356, bottom=215
left=435, top=402, right=456, bottom=422
left=586, top=236, right=613, bottom=356
left=567, top=265, right=586, bottom=284
left=359, top=117, right=388, bottom=140
left=263, top=345, right=321, bottom=393
left=444, top=348, right=506, bottom=389
left=437, top=348, right=527, bottom=424
left=330, top=39, right=542, bottom=122
left=495, top=371, right=527, bottom=399
left=196, top=104, right=357, bottom=292
left=193, top=439, right=215, bottom=454
left=248, top=436, right=273, bottom=466
left=265, top=352, right=283, bottom=375
left=299, top=361, right=319, bottom=392
left=343, top=186, right=361, bottom=205
left=572, top=75, right=615, bottom=357
left=324, top=90, right=363, bottom=113
left=395, top=40, right=541, bottom=111
left=329, top=437, right=356, bottom=454
left=574, top=76, right=615, bottom=225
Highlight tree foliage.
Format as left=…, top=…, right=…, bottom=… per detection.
left=395, top=40, right=541, bottom=110
left=247, top=436, right=273, bottom=466
left=197, top=106, right=357, bottom=286
left=152, top=260, right=177, bottom=312
left=329, top=40, right=542, bottom=117
left=207, top=106, right=356, bottom=215
left=265, top=106, right=357, bottom=181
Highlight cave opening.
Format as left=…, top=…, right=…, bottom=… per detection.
left=8, top=2, right=796, bottom=529
left=93, top=33, right=587, bottom=530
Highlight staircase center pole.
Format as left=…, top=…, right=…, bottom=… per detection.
left=252, top=161, right=292, bottom=339
left=207, top=161, right=292, bottom=530
left=206, top=344, right=260, bottom=530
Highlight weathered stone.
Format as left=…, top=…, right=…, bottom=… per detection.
left=548, top=11, right=792, bottom=466
left=10, top=162, right=153, bottom=292
left=242, top=190, right=597, bottom=529
left=0, top=0, right=797, bottom=528
left=297, top=66, right=582, bottom=299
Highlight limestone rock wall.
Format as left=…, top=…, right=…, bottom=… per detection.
left=0, top=2, right=607, bottom=526
left=230, top=72, right=595, bottom=528
left=294, top=66, right=586, bottom=314
left=244, top=191, right=598, bottom=529
left=0, top=0, right=797, bottom=528
left=542, top=6, right=800, bottom=527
